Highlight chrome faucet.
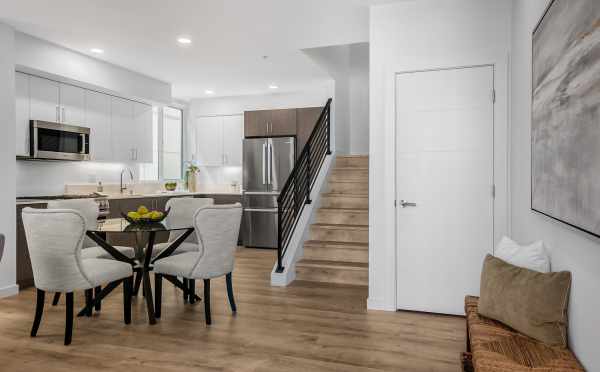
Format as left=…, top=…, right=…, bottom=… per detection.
left=120, top=168, right=135, bottom=194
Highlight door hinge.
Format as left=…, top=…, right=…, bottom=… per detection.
left=491, top=89, right=496, bottom=103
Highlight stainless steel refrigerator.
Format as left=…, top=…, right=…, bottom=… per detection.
left=243, top=137, right=295, bottom=248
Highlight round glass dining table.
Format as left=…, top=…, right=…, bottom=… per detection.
left=83, top=218, right=196, bottom=325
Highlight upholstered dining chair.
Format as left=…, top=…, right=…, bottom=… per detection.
left=22, top=208, right=134, bottom=345
left=153, top=203, right=242, bottom=325
left=151, top=197, right=214, bottom=300
left=46, top=199, right=135, bottom=308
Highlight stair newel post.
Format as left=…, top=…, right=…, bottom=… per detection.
left=306, top=143, right=312, bottom=205
left=326, top=105, right=332, bottom=155
left=276, top=194, right=284, bottom=273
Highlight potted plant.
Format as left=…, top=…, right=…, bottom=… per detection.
left=184, top=162, right=200, bottom=192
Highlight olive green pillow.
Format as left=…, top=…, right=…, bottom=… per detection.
left=478, top=254, right=571, bottom=347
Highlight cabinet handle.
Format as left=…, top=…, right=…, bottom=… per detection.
left=62, top=107, right=66, bottom=123
left=56, top=106, right=60, bottom=122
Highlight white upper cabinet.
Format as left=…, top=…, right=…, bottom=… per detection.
left=85, top=90, right=113, bottom=161
left=194, top=116, right=224, bottom=166
left=192, top=115, right=243, bottom=167
left=110, top=97, right=136, bottom=162
left=17, top=72, right=154, bottom=164
left=29, top=76, right=60, bottom=123
left=222, top=115, right=243, bottom=166
left=133, top=102, right=154, bottom=163
left=59, top=83, right=85, bottom=125
left=15, top=72, right=30, bottom=157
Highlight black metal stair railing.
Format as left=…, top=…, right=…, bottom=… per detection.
left=276, top=98, right=332, bottom=273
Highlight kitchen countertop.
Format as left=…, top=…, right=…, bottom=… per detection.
left=16, top=190, right=242, bottom=205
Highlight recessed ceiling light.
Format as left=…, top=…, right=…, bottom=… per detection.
left=205, top=90, right=215, bottom=95
left=90, top=48, right=104, bottom=54
left=177, top=37, right=192, bottom=45
left=269, top=84, right=279, bottom=89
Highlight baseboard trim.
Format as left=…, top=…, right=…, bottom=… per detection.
left=0, top=284, right=19, bottom=298
left=367, top=297, right=396, bottom=311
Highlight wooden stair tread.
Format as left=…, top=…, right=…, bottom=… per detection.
left=333, top=167, right=368, bottom=171
left=322, top=193, right=368, bottom=198
left=304, top=240, right=368, bottom=249
left=296, top=259, right=368, bottom=269
left=336, top=155, right=369, bottom=158
left=319, top=207, right=368, bottom=213
left=311, top=223, right=368, bottom=230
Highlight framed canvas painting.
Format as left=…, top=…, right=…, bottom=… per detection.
left=531, top=0, right=600, bottom=236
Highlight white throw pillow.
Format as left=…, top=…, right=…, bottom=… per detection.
left=495, top=236, right=550, bottom=273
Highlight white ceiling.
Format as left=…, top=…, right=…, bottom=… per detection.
left=0, top=0, right=400, bottom=100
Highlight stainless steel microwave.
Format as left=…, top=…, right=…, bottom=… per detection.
left=30, top=120, right=90, bottom=161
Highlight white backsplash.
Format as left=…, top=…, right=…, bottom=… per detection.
left=16, top=160, right=243, bottom=197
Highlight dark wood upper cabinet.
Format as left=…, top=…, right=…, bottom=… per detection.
left=269, top=109, right=296, bottom=136
left=244, top=110, right=271, bottom=137
left=244, top=108, right=297, bottom=138
left=296, top=107, right=324, bottom=153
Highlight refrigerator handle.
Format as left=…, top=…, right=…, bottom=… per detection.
left=262, top=142, right=267, bottom=185
left=268, top=142, right=272, bottom=185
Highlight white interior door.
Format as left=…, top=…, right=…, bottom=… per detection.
left=395, top=66, right=494, bottom=315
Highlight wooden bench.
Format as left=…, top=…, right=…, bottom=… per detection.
left=463, top=296, right=584, bottom=372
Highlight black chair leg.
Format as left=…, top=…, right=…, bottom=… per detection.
left=203, top=279, right=211, bottom=325
left=133, top=271, right=142, bottom=296
left=154, top=274, right=162, bottom=319
left=30, top=289, right=45, bottom=337
left=189, top=279, right=196, bottom=304
left=123, top=277, right=132, bottom=324
left=226, top=273, right=237, bottom=313
left=183, top=278, right=189, bottom=302
left=65, top=292, right=74, bottom=346
left=52, top=292, right=60, bottom=306
left=94, top=286, right=102, bottom=311
left=84, top=289, right=93, bottom=317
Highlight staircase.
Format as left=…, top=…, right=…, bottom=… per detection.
left=295, top=155, right=368, bottom=287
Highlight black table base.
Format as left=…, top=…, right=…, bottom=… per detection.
left=79, top=228, right=196, bottom=324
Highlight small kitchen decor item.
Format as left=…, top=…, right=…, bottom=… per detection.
left=122, top=205, right=170, bottom=225
left=185, top=162, right=199, bottom=192
left=164, top=181, right=177, bottom=191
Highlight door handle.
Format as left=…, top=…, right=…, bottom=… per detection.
left=80, top=133, right=86, bottom=154
left=400, top=200, right=417, bottom=208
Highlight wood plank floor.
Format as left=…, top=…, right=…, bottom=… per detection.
left=0, top=248, right=465, bottom=372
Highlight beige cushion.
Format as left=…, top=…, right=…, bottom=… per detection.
left=81, top=246, right=136, bottom=260
left=478, top=255, right=571, bottom=347
left=81, top=258, right=133, bottom=287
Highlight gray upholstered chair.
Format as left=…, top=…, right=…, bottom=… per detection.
left=22, top=208, right=134, bottom=345
left=153, top=203, right=242, bottom=324
left=46, top=199, right=135, bottom=307
left=151, top=197, right=214, bottom=301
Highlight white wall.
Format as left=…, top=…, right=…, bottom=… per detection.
left=15, top=32, right=172, bottom=104
left=187, top=84, right=334, bottom=187
left=510, top=1, right=600, bottom=369
left=303, top=43, right=369, bottom=155
left=0, top=23, right=18, bottom=297
left=349, top=43, right=369, bottom=155
left=369, top=0, right=511, bottom=310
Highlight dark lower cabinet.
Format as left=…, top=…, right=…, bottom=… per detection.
left=17, top=203, right=46, bottom=288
